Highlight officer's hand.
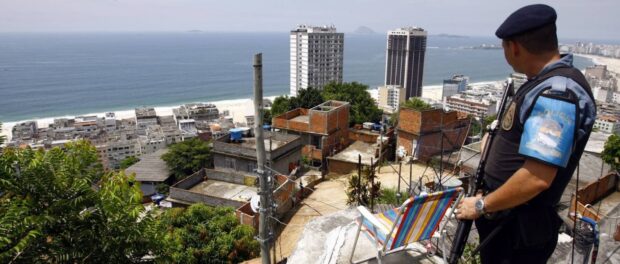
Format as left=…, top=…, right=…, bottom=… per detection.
left=455, top=193, right=483, bottom=220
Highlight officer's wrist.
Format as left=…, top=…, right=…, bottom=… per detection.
left=475, top=197, right=487, bottom=215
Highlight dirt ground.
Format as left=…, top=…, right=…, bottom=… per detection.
left=243, top=161, right=456, bottom=263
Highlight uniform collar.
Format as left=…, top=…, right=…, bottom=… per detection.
left=531, top=53, right=573, bottom=80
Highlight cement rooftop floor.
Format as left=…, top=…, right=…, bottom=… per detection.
left=189, top=180, right=256, bottom=202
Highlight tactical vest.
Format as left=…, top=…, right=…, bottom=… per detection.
left=483, top=66, right=595, bottom=207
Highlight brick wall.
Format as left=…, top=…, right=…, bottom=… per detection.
left=327, top=159, right=360, bottom=175
left=397, top=108, right=470, bottom=161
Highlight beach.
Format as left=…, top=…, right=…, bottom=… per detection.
left=1, top=81, right=509, bottom=142
left=1, top=96, right=277, bottom=142
left=575, top=54, right=620, bottom=75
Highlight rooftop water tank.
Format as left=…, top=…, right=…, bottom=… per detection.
left=229, top=128, right=244, bottom=141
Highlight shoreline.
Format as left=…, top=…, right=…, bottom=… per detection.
left=574, top=53, right=620, bottom=75
left=1, top=80, right=507, bottom=142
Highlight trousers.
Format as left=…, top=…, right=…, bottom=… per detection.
left=474, top=206, right=561, bottom=264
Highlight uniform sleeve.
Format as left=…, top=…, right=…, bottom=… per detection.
left=518, top=96, right=576, bottom=168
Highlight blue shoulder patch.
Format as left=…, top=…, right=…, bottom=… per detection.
left=519, top=96, right=576, bottom=167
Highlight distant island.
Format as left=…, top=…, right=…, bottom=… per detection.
left=467, top=44, right=502, bottom=50
left=353, top=26, right=376, bottom=34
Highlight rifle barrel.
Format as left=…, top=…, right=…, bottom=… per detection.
left=447, top=79, right=514, bottom=264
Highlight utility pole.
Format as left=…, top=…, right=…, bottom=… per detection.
left=378, top=124, right=383, bottom=173
left=253, top=53, right=271, bottom=264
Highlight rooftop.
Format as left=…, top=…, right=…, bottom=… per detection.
left=290, top=115, right=309, bottom=124
left=328, top=140, right=378, bottom=166
left=135, top=107, right=157, bottom=118
left=216, top=131, right=298, bottom=151
left=188, top=180, right=256, bottom=202
left=124, top=149, right=170, bottom=182
left=584, top=131, right=612, bottom=154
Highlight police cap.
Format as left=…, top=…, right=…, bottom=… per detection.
left=495, top=4, right=557, bottom=39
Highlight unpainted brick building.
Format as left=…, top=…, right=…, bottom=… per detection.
left=397, top=107, right=470, bottom=161
left=272, top=100, right=350, bottom=171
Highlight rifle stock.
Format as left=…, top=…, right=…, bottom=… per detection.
left=447, top=78, right=514, bottom=264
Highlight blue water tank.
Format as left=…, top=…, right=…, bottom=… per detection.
left=230, top=128, right=243, bottom=141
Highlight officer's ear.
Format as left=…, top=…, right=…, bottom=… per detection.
left=505, top=40, right=521, bottom=57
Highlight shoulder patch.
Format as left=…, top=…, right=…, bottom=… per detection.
left=518, top=96, right=576, bottom=168
left=501, top=102, right=516, bottom=131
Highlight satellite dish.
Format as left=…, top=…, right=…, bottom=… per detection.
left=250, top=195, right=260, bottom=213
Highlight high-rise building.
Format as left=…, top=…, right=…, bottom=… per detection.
left=385, top=27, right=427, bottom=99
left=442, top=75, right=469, bottom=99
left=290, top=25, right=344, bottom=96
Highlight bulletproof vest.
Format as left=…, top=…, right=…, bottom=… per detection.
left=483, top=66, right=595, bottom=207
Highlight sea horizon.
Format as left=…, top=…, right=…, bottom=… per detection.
left=0, top=32, right=595, bottom=127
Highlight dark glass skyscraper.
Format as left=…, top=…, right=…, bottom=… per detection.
left=385, top=27, right=427, bottom=99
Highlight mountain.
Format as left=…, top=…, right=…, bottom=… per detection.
left=353, top=26, right=376, bottom=34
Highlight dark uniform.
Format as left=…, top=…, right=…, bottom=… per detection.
left=476, top=5, right=597, bottom=263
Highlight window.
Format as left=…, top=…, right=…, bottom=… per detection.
left=225, top=158, right=236, bottom=169
left=310, top=135, right=322, bottom=148
left=247, top=163, right=257, bottom=173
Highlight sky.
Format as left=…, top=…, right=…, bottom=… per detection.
left=0, top=0, right=618, bottom=40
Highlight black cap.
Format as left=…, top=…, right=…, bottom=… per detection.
left=495, top=4, right=557, bottom=39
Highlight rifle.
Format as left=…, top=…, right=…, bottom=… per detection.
left=447, top=78, right=515, bottom=264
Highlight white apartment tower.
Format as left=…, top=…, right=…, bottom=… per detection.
left=290, top=25, right=344, bottom=96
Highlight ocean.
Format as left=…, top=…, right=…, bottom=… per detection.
left=0, top=32, right=593, bottom=123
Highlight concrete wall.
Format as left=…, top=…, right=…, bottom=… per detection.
left=169, top=169, right=246, bottom=208
left=213, top=146, right=301, bottom=177
left=174, top=169, right=206, bottom=189
left=169, top=187, right=244, bottom=208
left=139, top=182, right=157, bottom=197
left=213, top=132, right=301, bottom=162
left=205, top=169, right=255, bottom=185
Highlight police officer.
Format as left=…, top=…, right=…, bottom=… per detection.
left=455, top=4, right=596, bottom=263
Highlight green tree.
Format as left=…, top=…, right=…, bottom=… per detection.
left=0, top=141, right=160, bottom=263
left=120, top=155, right=140, bottom=169
left=271, top=88, right=325, bottom=118
left=270, top=95, right=292, bottom=117
left=377, top=187, right=409, bottom=206
left=346, top=166, right=381, bottom=206
left=162, top=138, right=212, bottom=180
left=602, top=134, right=620, bottom=171
left=469, top=114, right=497, bottom=137
left=156, top=204, right=259, bottom=263
left=290, top=87, right=324, bottom=109
left=321, top=82, right=383, bottom=125
left=263, top=108, right=272, bottom=125
left=402, top=97, right=433, bottom=111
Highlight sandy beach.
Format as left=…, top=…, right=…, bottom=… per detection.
left=0, top=80, right=504, bottom=142
left=575, top=54, right=620, bottom=76
left=1, top=96, right=276, bottom=142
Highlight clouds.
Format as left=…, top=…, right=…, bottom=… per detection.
left=0, top=0, right=617, bottom=39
